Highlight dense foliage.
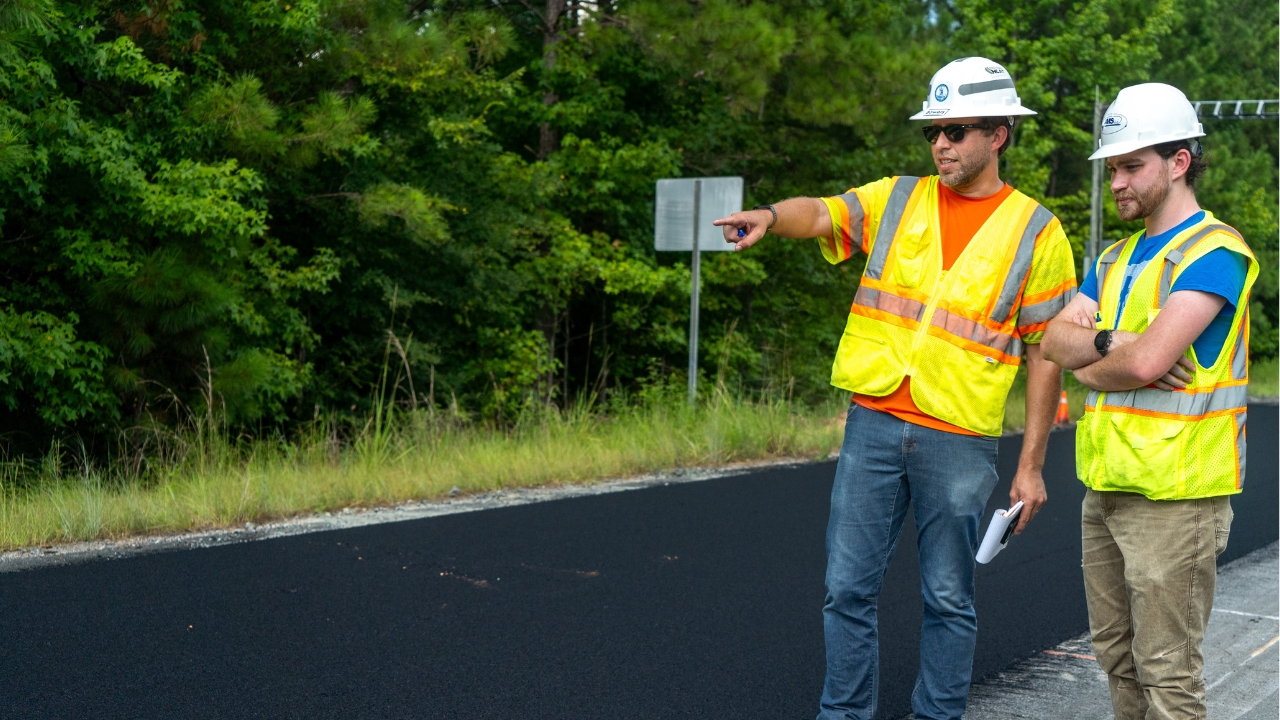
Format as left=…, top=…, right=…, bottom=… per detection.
left=0, top=0, right=1275, bottom=448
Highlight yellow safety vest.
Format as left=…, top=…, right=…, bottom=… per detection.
left=1076, top=211, right=1258, bottom=500
left=829, top=175, right=1068, bottom=436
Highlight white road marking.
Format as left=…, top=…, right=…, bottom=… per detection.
left=1248, top=635, right=1279, bottom=659
left=1213, top=607, right=1280, bottom=621
left=1206, top=669, right=1234, bottom=692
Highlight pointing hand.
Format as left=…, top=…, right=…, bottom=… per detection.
left=712, top=209, right=773, bottom=251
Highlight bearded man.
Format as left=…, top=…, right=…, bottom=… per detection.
left=714, top=57, right=1077, bottom=720
left=1043, top=83, right=1258, bottom=720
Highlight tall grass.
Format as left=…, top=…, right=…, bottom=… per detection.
left=1249, top=357, right=1279, bottom=399
left=0, top=391, right=848, bottom=550
left=5, top=356, right=1274, bottom=552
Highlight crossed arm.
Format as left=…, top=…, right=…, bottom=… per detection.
left=1041, top=290, right=1226, bottom=392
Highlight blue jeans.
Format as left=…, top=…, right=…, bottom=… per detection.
left=818, top=403, right=1000, bottom=720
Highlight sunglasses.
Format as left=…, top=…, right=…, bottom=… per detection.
left=922, top=123, right=989, bottom=144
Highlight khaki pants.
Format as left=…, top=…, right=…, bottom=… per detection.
left=1081, top=489, right=1232, bottom=720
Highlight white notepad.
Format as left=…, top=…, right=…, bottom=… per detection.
left=976, top=501, right=1024, bottom=564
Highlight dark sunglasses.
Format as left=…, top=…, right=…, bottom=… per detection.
left=922, top=123, right=989, bottom=144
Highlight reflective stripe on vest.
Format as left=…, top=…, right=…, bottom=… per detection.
left=929, top=307, right=1023, bottom=362
left=1231, top=311, right=1248, bottom=380
left=1095, top=242, right=1125, bottom=300
left=992, top=204, right=1055, bottom=323
left=922, top=198, right=1052, bottom=362
left=864, top=176, right=920, bottom=281
left=1017, top=284, right=1079, bottom=327
left=852, top=285, right=926, bottom=325
left=832, top=190, right=866, bottom=258
left=1157, top=224, right=1243, bottom=307
left=1086, top=383, right=1248, bottom=420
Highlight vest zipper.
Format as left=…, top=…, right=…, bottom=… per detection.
left=905, top=270, right=948, bottom=377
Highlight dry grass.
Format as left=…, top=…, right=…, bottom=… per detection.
left=0, top=393, right=847, bottom=550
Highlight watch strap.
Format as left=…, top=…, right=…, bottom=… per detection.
left=752, top=204, right=777, bottom=229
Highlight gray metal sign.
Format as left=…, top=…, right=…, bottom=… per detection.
left=654, top=177, right=743, bottom=252
left=653, top=177, right=744, bottom=405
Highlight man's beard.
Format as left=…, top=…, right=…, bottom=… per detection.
left=938, top=151, right=991, bottom=190
left=1114, top=168, right=1171, bottom=221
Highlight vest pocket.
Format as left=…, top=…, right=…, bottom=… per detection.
left=1179, top=415, right=1242, bottom=498
left=909, top=333, right=1015, bottom=435
left=890, top=221, right=930, bottom=289
left=831, top=316, right=909, bottom=396
left=1105, top=413, right=1186, bottom=497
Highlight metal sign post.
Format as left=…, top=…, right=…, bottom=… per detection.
left=1088, top=87, right=1105, bottom=270
left=687, top=180, right=702, bottom=406
left=654, top=176, right=743, bottom=405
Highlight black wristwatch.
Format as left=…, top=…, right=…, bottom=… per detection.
left=1094, top=330, right=1113, bottom=357
left=753, top=204, right=777, bottom=229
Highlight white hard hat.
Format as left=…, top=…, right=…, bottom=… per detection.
left=909, top=57, right=1037, bottom=121
left=1089, top=83, right=1204, bottom=160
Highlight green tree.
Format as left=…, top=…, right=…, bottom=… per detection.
left=0, top=0, right=1272, bottom=452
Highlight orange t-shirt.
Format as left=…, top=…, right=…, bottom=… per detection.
left=853, top=182, right=1016, bottom=435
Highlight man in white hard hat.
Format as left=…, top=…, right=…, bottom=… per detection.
left=714, top=57, right=1077, bottom=720
left=1043, top=83, right=1258, bottom=720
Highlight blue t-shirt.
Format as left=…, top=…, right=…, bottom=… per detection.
left=1080, top=211, right=1247, bottom=366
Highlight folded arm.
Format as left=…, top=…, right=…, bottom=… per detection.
left=1041, top=292, right=1103, bottom=369
left=1045, top=290, right=1225, bottom=392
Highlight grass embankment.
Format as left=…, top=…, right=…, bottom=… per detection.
left=5, top=359, right=1276, bottom=551
left=1248, top=357, right=1279, bottom=399
left=0, top=395, right=847, bottom=550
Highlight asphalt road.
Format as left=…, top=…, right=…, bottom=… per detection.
left=2, top=406, right=1275, bottom=720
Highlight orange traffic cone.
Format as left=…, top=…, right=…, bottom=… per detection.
left=1054, top=390, right=1070, bottom=425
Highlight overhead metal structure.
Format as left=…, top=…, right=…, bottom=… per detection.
left=1191, top=99, right=1280, bottom=120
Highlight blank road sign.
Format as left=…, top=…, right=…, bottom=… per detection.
left=654, top=177, right=743, bottom=252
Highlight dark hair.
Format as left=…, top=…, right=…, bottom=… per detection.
left=978, top=116, right=1017, bottom=156
left=1152, top=139, right=1208, bottom=190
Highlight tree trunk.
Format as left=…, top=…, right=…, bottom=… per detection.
left=539, top=310, right=558, bottom=405
left=537, top=0, right=567, bottom=159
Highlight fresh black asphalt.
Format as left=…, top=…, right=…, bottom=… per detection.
left=2, top=406, right=1275, bottom=719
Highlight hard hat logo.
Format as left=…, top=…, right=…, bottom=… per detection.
left=909, top=57, right=1037, bottom=121
left=1101, top=114, right=1128, bottom=134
